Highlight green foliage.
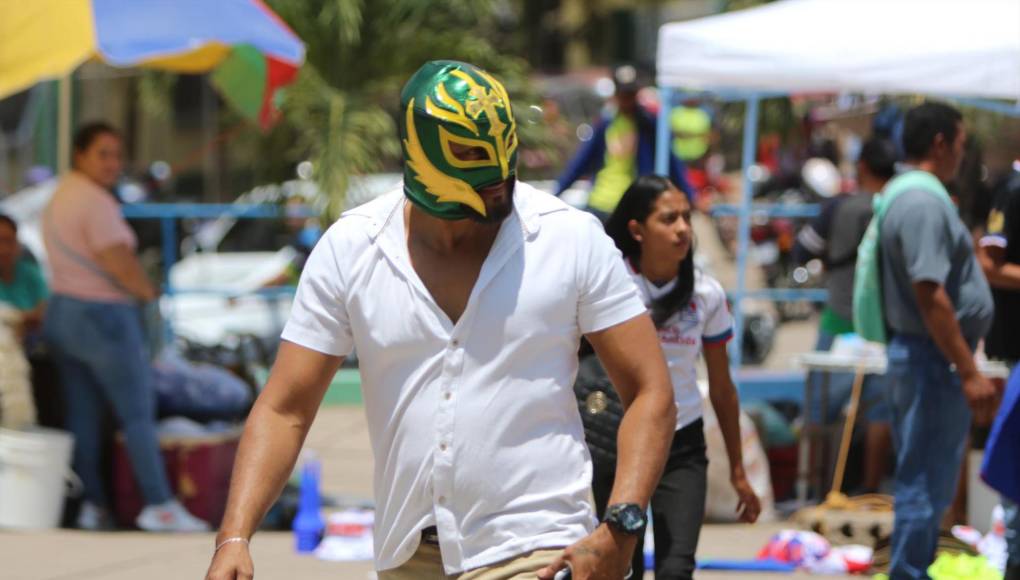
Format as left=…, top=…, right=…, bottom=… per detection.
left=137, top=71, right=177, bottom=119
left=722, top=0, right=777, bottom=12
left=264, top=0, right=541, bottom=217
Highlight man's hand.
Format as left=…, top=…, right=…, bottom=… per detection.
left=731, top=470, right=762, bottom=523
left=912, top=281, right=1000, bottom=426
left=961, top=371, right=998, bottom=426
left=205, top=543, right=254, bottom=580
left=537, top=525, right=635, bottom=580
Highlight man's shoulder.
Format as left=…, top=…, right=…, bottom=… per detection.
left=841, top=191, right=874, bottom=211
left=885, top=187, right=949, bottom=220
left=515, top=182, right=597, bottom=230
left=319, top=189, right=403, bottom=253
left=342, top=188, right=403, bottom=221
left=517, top=181, right=572, bottom=211
left=833, top=192, right=874, bottom=224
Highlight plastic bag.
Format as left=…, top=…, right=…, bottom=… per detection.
left=701, top=380, right=776, bottom=522
left=0, top=307, right=35, bottom=429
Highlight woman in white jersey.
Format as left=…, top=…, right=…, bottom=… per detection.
left=600, top=175, right=760, bottom=579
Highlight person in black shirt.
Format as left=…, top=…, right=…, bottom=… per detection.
left=979, top=160, right=1020, bottom=362
left=977, top=158, right=1020, bottom=580
left=793, top=137, right=898, bottom=493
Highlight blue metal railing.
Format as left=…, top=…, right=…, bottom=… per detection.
left=710, top=203, right=821, bottom=219
left=122, top=202, right=317, bottom=295
left=122, top=202, right=316, bottom=343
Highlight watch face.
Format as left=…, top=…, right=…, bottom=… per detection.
left=618, top=506, right=645, bottom=532
left=607, top=503, right=646, bottom=534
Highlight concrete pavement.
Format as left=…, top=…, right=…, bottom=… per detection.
left=2, top=407, right=854, bottom=579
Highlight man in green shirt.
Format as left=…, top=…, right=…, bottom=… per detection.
left=0, top=214, right=48, bottom=339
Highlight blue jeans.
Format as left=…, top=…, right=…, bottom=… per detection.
left=43, top=295, right=172, bottom=508
left=885, top=334, right=971, bottom=580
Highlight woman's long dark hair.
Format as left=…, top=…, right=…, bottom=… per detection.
left=605, top=175, right=695, bottom=328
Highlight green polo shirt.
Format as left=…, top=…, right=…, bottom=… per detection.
left=0, top=257, right=48, bottom=311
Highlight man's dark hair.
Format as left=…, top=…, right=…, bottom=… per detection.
left=902, top=102, right=962, bottom=161
left=858, top=137, right=899, bottom=180
left=0, top=214, right=17, bottom=234
left=72, top=121, right=120, bottom=155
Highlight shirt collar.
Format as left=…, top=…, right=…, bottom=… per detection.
left=345, top=181, right=568, bottom=243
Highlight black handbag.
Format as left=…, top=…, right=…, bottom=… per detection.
left=573, top=353, right=624, bottom=466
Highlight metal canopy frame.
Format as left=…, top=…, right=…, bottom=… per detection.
left=654, top=87, right=1020, bottom=371
left=121, top=203, right=316, bottom=343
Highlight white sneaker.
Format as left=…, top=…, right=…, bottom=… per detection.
left=135, top=499, right=211, bottom=533
left=76, top=501, right=115, bottom=531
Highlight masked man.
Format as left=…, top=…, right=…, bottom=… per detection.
left=205, top=61, right=676, bottom=580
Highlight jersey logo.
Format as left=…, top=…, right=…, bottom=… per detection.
left=988, top=209, right=1005, bottom=235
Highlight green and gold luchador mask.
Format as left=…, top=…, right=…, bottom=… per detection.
left=399, top=60, right=518, bottom=220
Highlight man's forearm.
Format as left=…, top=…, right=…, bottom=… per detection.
left=609, top=387, right=676, bottom=509
left=916, top=283, right=978, bottom=377
left=986, top=262, right=1020, bottom=290
left=977, top=245, right=1020, bottom=290
left=217, top=401, right=313, bottom=542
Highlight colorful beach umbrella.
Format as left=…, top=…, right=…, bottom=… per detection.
left=0, top=0, right=305, bottom=128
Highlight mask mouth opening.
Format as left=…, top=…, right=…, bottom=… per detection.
left=472, top=175, right=516, bottom=194
left=463, top=177, right=516, bottom=224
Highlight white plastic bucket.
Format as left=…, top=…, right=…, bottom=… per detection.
left=0, top=427, right=75, bottom=530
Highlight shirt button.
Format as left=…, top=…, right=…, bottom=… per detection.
left=439, top=443, right=448, bottom=451
left=438, top=496, right=446, bottom=504
left=444, top=392, right=452, bottom=400
left=451, top=339, right=460, bottom=347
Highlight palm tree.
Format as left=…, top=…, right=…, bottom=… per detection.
left=261, top=0, right=538, bottom=216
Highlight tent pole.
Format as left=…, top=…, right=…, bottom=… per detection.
left=952, top=97, right=1020, bottom=118
left=57, top=74, right=72, bottom=174
left=732, top=94, right=760, bottom=378
left=655, top=87, right=673, bottom=174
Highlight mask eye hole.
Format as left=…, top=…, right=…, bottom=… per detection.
left=449, top=142, right=492, bottom=162
left=439, top=126, right=498, bottom=169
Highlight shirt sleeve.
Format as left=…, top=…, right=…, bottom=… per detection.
left=576, top=213, right=648, bottom=334
left=893, top=191, right=953, bottom=285
left=701, top=277, right=734, bottom=348
left=83, top=195, right=135, bottom=253
left=980, top=178, right=1020, bottom=249
left=280, top=226, right=355, bottom=357
left=794, top=197, right=839, bottom=262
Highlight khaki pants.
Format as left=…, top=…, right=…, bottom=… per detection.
left=378, top=542, right=562, bottom=580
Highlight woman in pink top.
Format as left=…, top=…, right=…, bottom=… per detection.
left=42, top=123, right=207, bottom=532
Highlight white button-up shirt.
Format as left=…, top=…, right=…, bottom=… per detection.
left=281, top=183, right=646, bottom=573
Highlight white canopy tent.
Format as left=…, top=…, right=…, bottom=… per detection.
left=654, top=0, right=1020, bottom=364
left=657, top=0, right=1020, bottom=100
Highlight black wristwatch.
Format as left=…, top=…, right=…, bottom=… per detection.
left=603, top=503, right=646, bottom=535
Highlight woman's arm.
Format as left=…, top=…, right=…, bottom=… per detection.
left=703, top=344, right=761, bottom=523
left=93, top=243, right=158, bottom=302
